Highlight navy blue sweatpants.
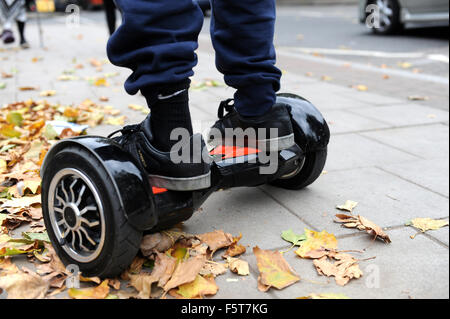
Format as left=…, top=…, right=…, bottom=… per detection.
left=107, top=0, right=282, bottom=117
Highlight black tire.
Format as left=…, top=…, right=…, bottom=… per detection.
left=270, top=148, right=328, bottom=190
left=42, top=146, right=142, bottom=278
left=369, top=0, right=402, bottom=35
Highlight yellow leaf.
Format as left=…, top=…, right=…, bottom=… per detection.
left=0, top=124, right=21, bottom=138
left=354, top=85, right=368, bottom=92
left=63, top=107, right=80, bottom=118
left=105, top=116, right=126, bottom=126
left=68, top=280, right=110, bottom=299
left=336, top=200, right=358, bottom=213
left=295, top=229, right=338, bottom=258
left=175, top=275, right=218, bottom=299
left=39, top=90, right=56, bottom=97
left=0, top=159, right=7, bottom=174
left=299, top=292, right=350, bottom=299
left=94, top=78, right=109, bottom=87
left=409, top=218, right=449, bottom=233
left=253, top=246, right=300, bottom=292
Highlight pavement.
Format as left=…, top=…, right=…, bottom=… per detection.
left=0, top=8, right=449, bottom=299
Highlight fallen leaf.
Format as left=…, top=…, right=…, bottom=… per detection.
left=39, top=90, right=56, bottom=97
left=199, top=261, right=228, bottom=278
left=253, top=246, right=300, bottom=292
left=336, top=200, right=358, bottom=213
left=313, top=251, right=363, bottom=286
left=408, top=218, right=449, bottom=233
left=196, top=230, right=234, bottom=254
left=299, top=292, right=350, bottom=299
left=281, top=229, right=307, bottom=246
left=335, top=214, right=391, bottom=243
left=227, top=257, right=250, bottom=276
left=172, top=275, right=218, bottom=299
left=295, top=229, right=338, bottom=258
left=163, top=255, right=206, bottom=292
left=0, top=271, right=49, bottom=299
left=68, top=280, right=110, bottom=299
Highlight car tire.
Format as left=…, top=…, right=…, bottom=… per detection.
left=369, top=0, right=402, bottom=35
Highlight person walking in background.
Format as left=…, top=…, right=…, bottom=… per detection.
left=0, top=0, right=29, bottom=48
left=104, top=0, right=118, bottom=36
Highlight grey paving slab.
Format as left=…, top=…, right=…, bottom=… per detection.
left=322, top=109, right=390, bottom=134
left=349, top=103, right=449, bottom=127
left=325, top=133, right=420, bottom=171
left=262, top=227, right=449, bottom=299
left=380, top=159, right=449, bottom=198
left=361, top=124, right=449, bottom=160
left=339, top=89, right=408, bottom=106
left=183, top=187, right=311, bottom=251
left=261, top=166, right=449, bottom=236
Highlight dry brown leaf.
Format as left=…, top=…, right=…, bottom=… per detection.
left=227, top=257, right=250, bottom=276
left=199, top=261, right=228, bottom=278
left=163, top=255, right=206, bottom=292
left=196, top=230, right=234, bottom=254
left=223, top=233, right=246, bottom=258
left=335, top=214, right=391, bottom=243
left=0, top=271, right=49, bottom=299
left=336, top=200, right=358, bottom=213
left=313, top=251, right=363, bottom=286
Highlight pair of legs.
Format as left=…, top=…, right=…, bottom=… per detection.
left=107, top=0, right=294, bottom=190
left=0, top=0, right=28, bottom=48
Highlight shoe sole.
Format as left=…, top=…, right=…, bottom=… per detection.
left=149, top=171, right=211, bottom=191
left=208, top=133, right=296, bottom=152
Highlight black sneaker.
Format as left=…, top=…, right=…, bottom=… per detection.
left=109, top=115, right=211, bottom=191
left=208, top=99, right=295, bottom=152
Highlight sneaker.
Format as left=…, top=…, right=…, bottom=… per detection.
left=109, top=114, right=211, bottom=191
left=20, top=40, right=30, bottom=49
left=208, top=99, right=295, bottom=152
left=1, top=30, right=14, bottom=44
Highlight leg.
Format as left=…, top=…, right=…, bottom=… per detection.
left=16, top=3, right=28, bottom=48
left=210, top=0, right=282, bottom=117
left=104, top=0, right=117, bottom=35
left=107, top=0, right=210, bottom=191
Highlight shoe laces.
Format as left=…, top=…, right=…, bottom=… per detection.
left=218, top=99, right=235, bottom=119
left=107, top=123, right=141, bottom=139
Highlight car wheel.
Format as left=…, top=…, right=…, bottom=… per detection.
left=370, top=0, right=402, bottom=35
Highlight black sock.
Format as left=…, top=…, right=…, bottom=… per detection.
left=142, top=81, right=193, bottom=152
left=17, top=21, right=25, bottom=43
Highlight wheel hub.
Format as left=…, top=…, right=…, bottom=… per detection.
left=63, top=205, right=80, bottom=229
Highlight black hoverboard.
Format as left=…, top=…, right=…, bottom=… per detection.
left=40, top=94, right=330, bottom=278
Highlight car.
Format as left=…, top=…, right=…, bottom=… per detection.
left=359, top=0, right=449, bottom=34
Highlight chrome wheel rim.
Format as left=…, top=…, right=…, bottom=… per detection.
left=280, top=157, right=306, bottom=180
left=376, top=0, right=394, bottom=31
left=48, top=168, right=106, bottom=263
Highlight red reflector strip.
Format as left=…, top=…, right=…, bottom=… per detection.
left=152, top=187, right=168, bottom=195
left=210, top=145, right=261, bottom=159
